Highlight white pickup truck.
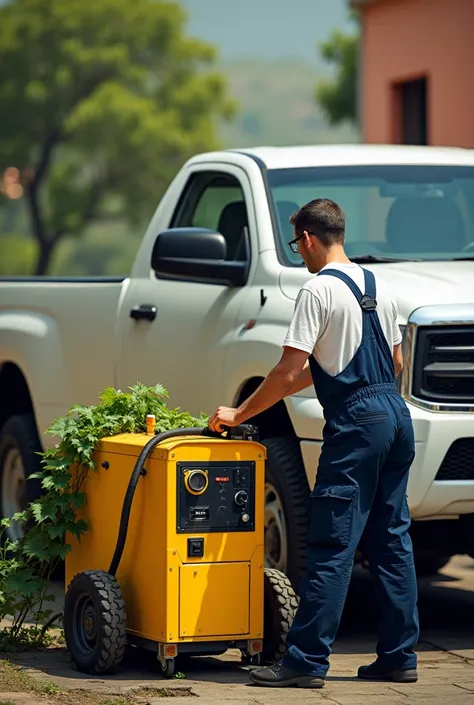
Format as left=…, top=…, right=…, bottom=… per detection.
left=1, top=144, right=474, bottom=587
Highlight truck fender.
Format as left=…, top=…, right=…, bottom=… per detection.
left=0, top=310, right=69, bottom=419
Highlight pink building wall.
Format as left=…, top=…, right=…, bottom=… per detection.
left=359, top=0, right=474, bottom=147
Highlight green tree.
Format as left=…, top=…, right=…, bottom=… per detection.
left=315, top=16, right=359, bottom=127
left=0, top=0, right=235, bottom=275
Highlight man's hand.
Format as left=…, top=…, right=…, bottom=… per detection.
left=208, top=406, right=241, bottom=433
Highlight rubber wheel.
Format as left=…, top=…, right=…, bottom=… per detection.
left=161, top=658, right=175, bottom=678
left=0, top=414, right=42, bottom=545
left=261, top=567, right=299, bottom=665
left=64, top=570, right=127, bottom=674
left=262, top=437, right=311, bottom=588
left=241, top=651, right=261, bottom=666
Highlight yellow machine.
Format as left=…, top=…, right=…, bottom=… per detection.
left=63, top=424, right=297, bottom=677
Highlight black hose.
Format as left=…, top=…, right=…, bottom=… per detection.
left=108, top=426, right=216, bottom=577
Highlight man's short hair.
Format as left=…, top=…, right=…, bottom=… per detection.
left=289, top=198, right=345, bottom=247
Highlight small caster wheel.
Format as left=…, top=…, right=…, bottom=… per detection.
left=240, top=651, right=261, bottom=667
left=161, top=658, right=175, bottom=678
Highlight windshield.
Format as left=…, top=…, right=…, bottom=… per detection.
left=266, top=165, right=474, bottom=265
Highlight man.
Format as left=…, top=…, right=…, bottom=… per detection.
left=208, top=198, right=419, bottom=689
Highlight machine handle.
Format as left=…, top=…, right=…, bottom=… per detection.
left=130, top=304, right=157, bottom=321
left=203, top=424, right=259, bottom=441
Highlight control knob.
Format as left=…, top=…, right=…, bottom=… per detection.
left=234, top=490, right=248, bottom=507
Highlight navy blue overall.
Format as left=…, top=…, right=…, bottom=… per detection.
left=282, top=267, right=419, bottom=678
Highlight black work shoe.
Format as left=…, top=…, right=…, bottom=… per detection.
left=249, top=663, right=325, bottom=688
left=358, top=661, right=418, bottom=683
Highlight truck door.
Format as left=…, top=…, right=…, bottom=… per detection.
left=116, top=164, right=257, bottom=418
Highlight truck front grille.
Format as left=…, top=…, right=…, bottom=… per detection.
left=435, top=438, right=474, bottom=481
left=412, top=326, right=474, bottom=404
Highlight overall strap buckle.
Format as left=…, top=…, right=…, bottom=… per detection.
left=360, top=294, right=377, bottom=312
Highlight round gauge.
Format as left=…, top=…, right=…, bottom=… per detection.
left=184, top=469, right=209, bottom=495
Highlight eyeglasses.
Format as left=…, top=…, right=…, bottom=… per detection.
left=288, top=231, right=314, bottom=254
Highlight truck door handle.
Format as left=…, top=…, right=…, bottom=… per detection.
left=130, top=304, right=157, bottom=322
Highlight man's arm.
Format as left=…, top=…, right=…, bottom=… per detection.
left=208, top=288, right=320, bottom=432
left=393, top=343, right=403, bottom=378
left=390, top=294, right=403, bottom=378
left=285, top=359, right=313, bottom=396
left=236, top=346, right=310, bottom=422
left=208, top=346, right=311, bottom=431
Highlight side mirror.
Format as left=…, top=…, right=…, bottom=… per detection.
left=151, top=227, right=249, bottom=287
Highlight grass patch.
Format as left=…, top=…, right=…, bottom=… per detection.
left=0, top=660, right=194, bottom=704
left=0, top=627, right=65, bottom=654
left=0, top=660, right=61, bottom=697
left=128, top=685, right=195, bottom=698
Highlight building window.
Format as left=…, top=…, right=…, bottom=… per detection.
left=392, top=76, right=428, bottom=145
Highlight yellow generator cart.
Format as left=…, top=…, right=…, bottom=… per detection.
left=63, top=424, right=298, bottom=677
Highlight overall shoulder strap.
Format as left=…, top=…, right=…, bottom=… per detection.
left=363, top=268, right=377, bottom=299
left=317, top=268, right=363, bottom=303
left=318, top=267, right=377, bottom=311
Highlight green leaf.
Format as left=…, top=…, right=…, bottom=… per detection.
left=5, top=570, right=44, bottom=596
left=153, top=383, right=169, bottom=398
left=23, top=534, right=52, bottom=562
left=45, top=524, right=65, bottom=540
left=68, top=519, right=88, bottom=538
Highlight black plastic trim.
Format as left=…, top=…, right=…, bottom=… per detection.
left=413, top=325, right=474, bottom=403
left=0, top=276, right=126, bottom=283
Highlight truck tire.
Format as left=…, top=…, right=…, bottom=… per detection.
left=0, top=414, right=42, bottom=544
left=261, top=568, right=299, bottom=665
left=414, top=553, right=451, bottom=577
left=262, top=436, right=311, bottom=589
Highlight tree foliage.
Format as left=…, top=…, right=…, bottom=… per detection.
left=0, top=0, right=235, bottom=274
left=315, top=18, right=359, bottom=127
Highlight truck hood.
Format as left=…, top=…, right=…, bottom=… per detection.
left=278, top=260, right=474, bottom=323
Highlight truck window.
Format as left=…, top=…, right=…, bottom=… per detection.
left=171, top=172, right=250, bottom=261
left=267, top=165, right=474, bottom=265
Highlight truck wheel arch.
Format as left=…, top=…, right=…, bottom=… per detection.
left=235, top=377, right=294, bottom=440
left=0, top=362, right=37, bottom=434
left=0, top=363, right=44, bottom=542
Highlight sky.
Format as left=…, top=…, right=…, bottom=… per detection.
left=0, top=0, right=353, bottom=66
left=178, top=0, right=353, bottom=65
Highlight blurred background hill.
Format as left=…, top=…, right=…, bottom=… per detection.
left=182, top=0, right=358, bottom=147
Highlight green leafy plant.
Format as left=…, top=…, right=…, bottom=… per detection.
left=0, top=383, right=207, bottom=648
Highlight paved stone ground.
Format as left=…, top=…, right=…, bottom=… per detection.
left=2, top=555, right=474, bottom=704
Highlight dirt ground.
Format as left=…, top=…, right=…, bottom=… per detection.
left=2, top=556, right=474, bottom=705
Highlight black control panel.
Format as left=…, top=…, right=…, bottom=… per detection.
left=176, top=461, right=255, bottom=533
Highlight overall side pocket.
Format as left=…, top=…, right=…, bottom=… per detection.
left=309, top=485, right=358, bottom=548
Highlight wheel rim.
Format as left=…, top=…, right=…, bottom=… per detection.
left=1, top=448, right=27, bottom=542
left=264, top=481, right=288, bottom=574
left=72, top=594, right=98, bottom=656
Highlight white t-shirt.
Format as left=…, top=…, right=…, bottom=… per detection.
left=283, top=263, right=402, bottom=377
